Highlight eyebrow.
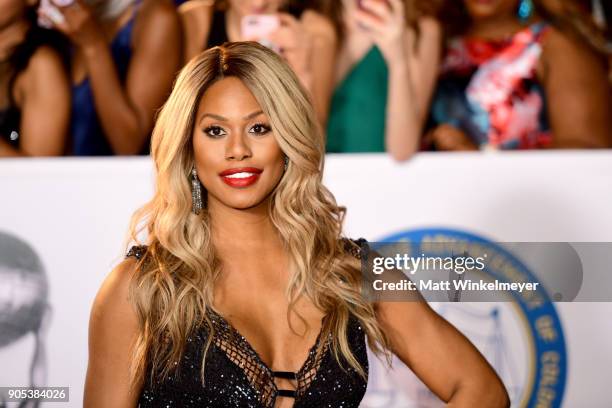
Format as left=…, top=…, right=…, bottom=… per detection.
left=200, top=110, right=265, bottom=122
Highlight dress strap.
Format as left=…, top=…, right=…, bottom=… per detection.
left=342, top=237, right=367, bottom=260
left=273, top=371, right=298, bottom=398
left=272, top=371, right=297, bottom=380
left=277, top=389, right=296, bottom=398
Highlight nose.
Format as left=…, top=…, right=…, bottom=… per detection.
left=225, top=132, right=252, bottom=161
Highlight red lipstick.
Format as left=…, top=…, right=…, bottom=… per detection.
left=219, top=167, right=263, bottom=188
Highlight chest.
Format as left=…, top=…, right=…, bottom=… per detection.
left=140, top=312, right=369, bottom=408
left=212, top=292, right=326, bottom=373
left=335, top=28, right=376, bottom=85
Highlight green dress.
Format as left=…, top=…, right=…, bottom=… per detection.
left=326, top=46, right=389, bottom=152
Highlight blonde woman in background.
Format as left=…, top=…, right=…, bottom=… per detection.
left=83, top=42, right=508, bottom=408
left=179, top=0, right=336, bottom=126
left=41, top=0, right=182, bottom=155
left=320, top=0, right=441, bottom=160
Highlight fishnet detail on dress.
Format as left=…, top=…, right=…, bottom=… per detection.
left=207, top=309, right=277, bottom=406
left=295, top=332, right=331, bottom=398
left=207, top=308, right=330, bottom=408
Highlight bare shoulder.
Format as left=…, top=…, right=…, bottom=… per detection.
left=301, top=9, right=336, bottom=41
left=21, top=45, right=65, bottom=82
left=16, top=45, right=67, bottom=100
left=25, top=45, right=64, bottom=71
left=91, top=257, right=140, bottom=329
left=84, top=257, right=143, bottom=407
left=541, top=25, right=606, bottom=73
left=134, top=0, right=181, bottom=37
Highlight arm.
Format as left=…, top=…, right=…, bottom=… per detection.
left=179, top=0, right=214, bottom=63
left=87, top=0, right=182, bottom=154
left=53, top=0, right=182, bottom=155
left=84, top=258, right=141, bottom=408
left=375, top=299, right=510, bottom=406
left=354, top=0, right=442, bottom=161
left=0, top=47, right=70, bottom=157
left=386, top=17, right=442, bottom=160
left=541, top=28, right=612, bottom=148
left=269, top=12, right=337, bottom=127
left=300, top=11, right=338, bottom=127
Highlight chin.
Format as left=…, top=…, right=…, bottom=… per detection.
left=216, top=191, right=270, bottom=211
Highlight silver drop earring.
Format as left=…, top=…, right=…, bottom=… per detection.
left=191, top=167, right=203, bottom=215
left=284, top=156, right=289, bottom=171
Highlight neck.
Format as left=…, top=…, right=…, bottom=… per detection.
left=0, top=19, right=29, bottom=61
left=208, top=197, right=284, bottom=256
left=467, top=14, right=524, bottom=40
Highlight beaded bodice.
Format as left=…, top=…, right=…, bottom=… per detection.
left=127, top=239, right=369, bottom=407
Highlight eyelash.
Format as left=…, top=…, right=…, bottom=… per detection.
left=203, top=125, right=226, bottom=138
left=249, top=123, right=271, bottom=135
left=202, top=123, right=271, bottom=138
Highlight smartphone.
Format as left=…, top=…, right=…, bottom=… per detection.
left=241, top=14, right=280, bottom=40
left=357, top=0, right=390, bottom=11
left=37, top=0, right=72, bottom=28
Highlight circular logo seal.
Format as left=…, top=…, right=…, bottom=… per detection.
left=378, top=227, right=567, bottom=408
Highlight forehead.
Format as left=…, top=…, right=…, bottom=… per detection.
left=197, top=77, right=263, bottom=117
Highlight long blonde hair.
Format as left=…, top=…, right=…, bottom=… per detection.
left=127, top=42, right=391, bottom=389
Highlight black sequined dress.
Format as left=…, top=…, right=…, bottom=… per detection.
left=126, top=239, right=369, bottom=408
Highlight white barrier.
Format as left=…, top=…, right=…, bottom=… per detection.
left=1, top=152, right=611, bottom=407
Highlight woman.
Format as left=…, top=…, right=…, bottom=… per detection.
left=0, top=1, right=70, bottom=157
left=320, top=0, right=441, bottom=160
left=427, top=0, right=612, bottom=150
left=179, top=0, right=336, bottom=126
left=41, top=0, right=182, bottom=155
left=83, top=42, right=509, bottom=407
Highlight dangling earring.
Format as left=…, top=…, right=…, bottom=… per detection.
left=191, top=167, right=203, bottom=215
left=283, top=156, right=289, bottom=171
left=517, top=0, right=534, bottom=23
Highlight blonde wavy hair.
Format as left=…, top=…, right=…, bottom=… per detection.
left=126, top=42, right=392, bottom=389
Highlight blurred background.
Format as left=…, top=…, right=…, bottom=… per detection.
left=1, top=0, right=611, bottom=157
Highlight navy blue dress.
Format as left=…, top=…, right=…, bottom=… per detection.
left=70, top=5, right=139, bottom=155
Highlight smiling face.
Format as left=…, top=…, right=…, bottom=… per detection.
left=192, top=76, right=285, bottom=211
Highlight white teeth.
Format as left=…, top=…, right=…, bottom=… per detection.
left=225, top=172, right=255, bottom=179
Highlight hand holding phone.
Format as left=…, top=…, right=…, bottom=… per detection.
left=241, top=15, right=280, bottom=40
left=357, top=0, right=390, bottom=13
left=37, top=0, right=74, bottom=28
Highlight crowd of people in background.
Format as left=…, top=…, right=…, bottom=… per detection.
left=1, top=0, right=611, bottom=158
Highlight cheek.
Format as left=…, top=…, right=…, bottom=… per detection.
left=192, top=136, right=221, bottom=186
left=256, top=138, right=284, bottom=169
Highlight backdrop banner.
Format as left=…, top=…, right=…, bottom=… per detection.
left=1, top=152, right=611, bottom=408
